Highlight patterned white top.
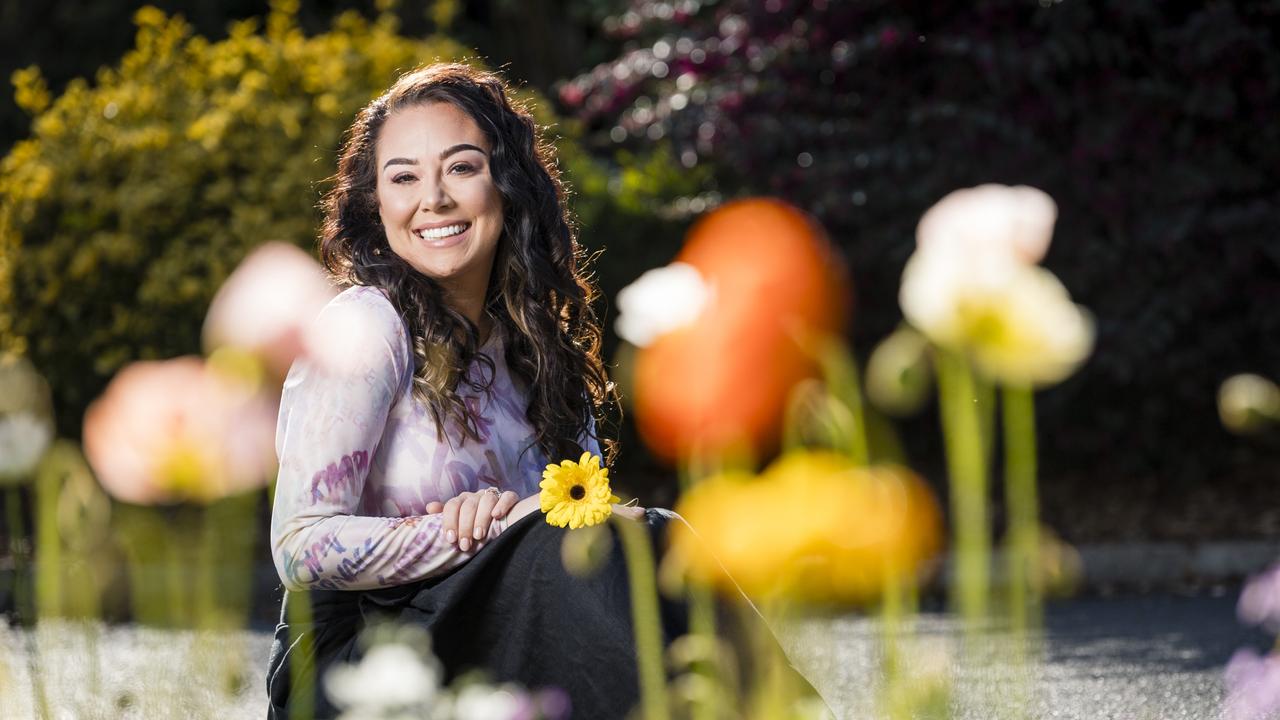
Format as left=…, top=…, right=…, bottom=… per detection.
left=270, top=285, right=598, bottom=591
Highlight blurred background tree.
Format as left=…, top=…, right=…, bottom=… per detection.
left=0, top=0, right=702, bottom=449
left=554, top=0, right=1280, bottom=539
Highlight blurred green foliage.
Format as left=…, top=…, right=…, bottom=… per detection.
left=0, top=0, right=706, bottom=439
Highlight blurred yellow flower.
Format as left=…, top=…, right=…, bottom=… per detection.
left=671, top=451, right=944, bottom=604
left=540, top=452, right=620, bottom=529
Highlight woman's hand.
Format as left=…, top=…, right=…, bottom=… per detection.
left=426, top=488, right=518, bottom=552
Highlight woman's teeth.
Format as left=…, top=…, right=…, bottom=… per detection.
left=416, top=223, right=469, bottom=239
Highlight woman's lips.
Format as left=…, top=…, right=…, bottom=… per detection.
left=415, top=222, right=471, bottom=248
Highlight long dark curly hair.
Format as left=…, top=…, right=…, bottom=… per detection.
left=319, top=62, right=619, bottom=468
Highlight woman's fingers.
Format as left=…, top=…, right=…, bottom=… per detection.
left=471, top=491, right=500, bottom=541
left=425, top=501, right=443, bottom=514
left=456, top=493, right=483, bottom=552
left=491, top=490, right=519, bottom=519
left=440, top=496, right=462, bottom=545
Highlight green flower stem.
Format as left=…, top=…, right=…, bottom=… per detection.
left=33, top=454, right=61, bottom=618
left=615, top=515, right=670, bottom=720
left=934, top=349, right=990, bottom=633
left=678, top=456, right=719, bottom=720
left=816, top=336, right=870, bottom=466
left=878, top=566, right=907, bottom=720
left=7, top=485, right=51, bottom=720
left=1002, top=385, right=1042, bottom=632
left=286, top=589, right=315, bottom=720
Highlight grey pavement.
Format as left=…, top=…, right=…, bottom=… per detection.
left=0, top=590, right=1267, bottom=719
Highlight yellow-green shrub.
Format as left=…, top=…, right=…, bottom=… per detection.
left=0, top=1, right=701, bottom=436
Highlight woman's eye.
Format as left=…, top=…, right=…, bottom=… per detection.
left=392, top=174, right=415, bottom=184
left=450, top=163, right=475, bottom=174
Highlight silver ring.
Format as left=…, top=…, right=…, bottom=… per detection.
left=483, top=487, right=500, bottom=497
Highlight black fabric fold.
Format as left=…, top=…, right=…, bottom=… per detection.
left=266, top=508, right=823, bottom=720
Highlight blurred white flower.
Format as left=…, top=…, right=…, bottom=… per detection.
left=1219, top=373, right=1280, bottom=434
left=0, top=357, right=55, bottom=482
left=82, top=357, right=276, bottom=504
left=899, top=245, right=1094, bottom=387
left=0, top=412, right=54, bottom=480
left=916, top=184, right=1058, bottom=265
left=202, top=241, right=337, bottom=378
left=326, top=642, right=441, bottom=719
left=614, top=262, right=714, bottom=347
left=452, top=682, right=526, bottom=720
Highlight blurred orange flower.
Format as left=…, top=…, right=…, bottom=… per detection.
left=82, top=357, right=277, bottom=504
left=670, top=451, right=944, bottom=604
left=630, top=198, right=850, bottom=463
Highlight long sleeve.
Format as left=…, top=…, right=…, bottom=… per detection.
left=269, top=287, right=503, bottom=592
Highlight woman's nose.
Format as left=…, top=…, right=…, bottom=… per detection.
left=418, top=176, right=454, bottom=212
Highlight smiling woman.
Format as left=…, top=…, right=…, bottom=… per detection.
left=262, top=62, right=818, bottom=720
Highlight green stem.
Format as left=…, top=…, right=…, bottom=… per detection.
left=8, top=486, right=51, bottom=719
left=615, top=516, right=669, bottom=720
left=33, top=454, right=61, bottom=618
left=818, top=338, right=870, bottom=466
left=1003, top=385, right=1042, bottom=633
left=286, top=590, right=315, bottom=720
left=934, top=350, right=990, bottom=635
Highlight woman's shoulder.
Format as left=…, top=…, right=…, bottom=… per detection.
left=305, top=284, right=411, bottom=377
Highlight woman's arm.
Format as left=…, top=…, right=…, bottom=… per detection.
left=269, top=288, right=503, bottom=592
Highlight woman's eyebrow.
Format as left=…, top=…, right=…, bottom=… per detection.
left=383, top=143, right=487, bottom=170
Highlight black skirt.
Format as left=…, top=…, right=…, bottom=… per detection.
left=266, top=508, right=821, bottom=719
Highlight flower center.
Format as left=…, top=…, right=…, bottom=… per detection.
left=570, top=484, right=586, bottom=500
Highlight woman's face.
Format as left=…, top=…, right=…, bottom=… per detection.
left=375, top=101, right=505, bottom=297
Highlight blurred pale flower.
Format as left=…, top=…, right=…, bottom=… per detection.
left=900, top=245, right=1094, bottom=387
left=865, top=326, right=933, bottom=417
left=1238, top=563, right=1280, bottom=633
left=452, top=683, right=526, bottom=720
left=632, top=198, right=851, bottom=462
left=327, top=642, right=440, bottom=719
left=1219, top=374, right=1280, bottom=434
left=671, top=451, right=943, bottom=604
left=0, top=413, right=53, bottom=481
left=916, top=184, right=1057, bottom=265
left=202, top=241, right=337, bottom=378
left=614, top=262, right=714, bottom=347
left=1224, top=648, right=1280, bottom=720
left=0, top=357, right=55, bottom=481
left=82, top=357, right=276, bottom=504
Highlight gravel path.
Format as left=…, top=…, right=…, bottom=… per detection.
left=0, top=591, right=1261, bottom=719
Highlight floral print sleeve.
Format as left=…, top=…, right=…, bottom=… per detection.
left=269, top=287, right=504, bottom=592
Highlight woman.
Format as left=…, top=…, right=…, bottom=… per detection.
left=264, top=61, right=679, bottom=719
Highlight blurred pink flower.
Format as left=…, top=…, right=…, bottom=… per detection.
left=82, top=357, right=276, bottom=504
left=202, top=241, right=336, bottom=378
left=1224, top=648, right=1280, bottom=720
left=916, top=184, right=1058, bottom=265
left=1239, top=563, right=1280, bottom=633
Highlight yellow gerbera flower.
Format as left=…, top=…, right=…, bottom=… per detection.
left=539, top=452, right=620, bottom=529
